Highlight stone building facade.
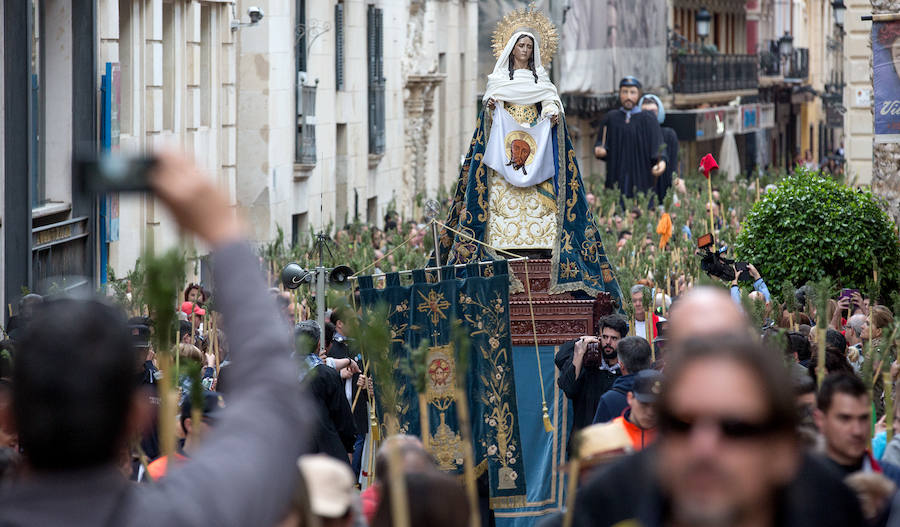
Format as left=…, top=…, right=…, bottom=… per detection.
left=236, top=0, right=478, bottom=246
left=1, top=0, right=238, bottom=315
left=99, top=0, right=239, bottom=279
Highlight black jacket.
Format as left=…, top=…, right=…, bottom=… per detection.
left=306, top=362, right=356, bottom=462
left=573, top=447, right=864, bottom=527
left=592, top=373, right=635, bottom=424
left=555, top=340, right=621, bottom=453
left=327, top=338, right=368, bottom=436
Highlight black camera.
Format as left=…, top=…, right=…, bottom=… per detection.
left=583, top=342, right=602, bottom=369
left=696, top=233, right=752, bottom=283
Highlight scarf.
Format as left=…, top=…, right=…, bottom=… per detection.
left=482, top=31, right=563, bottom=114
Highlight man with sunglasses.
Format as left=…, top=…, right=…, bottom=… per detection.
left=573, top=336, right=863, bottom=527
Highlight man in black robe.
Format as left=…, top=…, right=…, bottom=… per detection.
left=296, top=321, right=356, bottom=464
left=594, top=76, right=667, bottom=199
left=640, top=94, right=680, bottom=203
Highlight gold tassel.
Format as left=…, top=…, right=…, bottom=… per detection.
left=542, top=402, right=553, bottom=432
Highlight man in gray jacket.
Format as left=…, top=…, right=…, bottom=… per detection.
left=0, top=151, right=311, bottom=526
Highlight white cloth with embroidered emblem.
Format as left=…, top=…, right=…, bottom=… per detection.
left=483, top=105, right=554, bottom=188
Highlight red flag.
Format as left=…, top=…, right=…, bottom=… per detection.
left=699, top=153, right=718, bottom=179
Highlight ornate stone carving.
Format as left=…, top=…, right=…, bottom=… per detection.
left=401, top=1, right=445, bottom=208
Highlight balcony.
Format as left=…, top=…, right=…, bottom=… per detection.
left=671, top=54, right=759, bottom=99
left=759, top=43, right=809, bottom=83
left=295, top=75, right=318, bottom=169
left=784, top=48, right=809, bottom=82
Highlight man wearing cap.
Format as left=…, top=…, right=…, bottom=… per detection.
left=594, top=76, right=667, bottom=200
left=611, top=369, right=661, bottom=451
left=295, top=321, right=356, bottom=463
left=295, top=454, right=359, bottom=527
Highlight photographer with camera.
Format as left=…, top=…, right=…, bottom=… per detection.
left=728, top=263, right=771, bottom=308
left=555, top=315, right=629, bottom=455
left=591, top=336, right=654, bottom=425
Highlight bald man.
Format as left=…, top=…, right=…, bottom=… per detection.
left=668, top=287, right=751, bottom=346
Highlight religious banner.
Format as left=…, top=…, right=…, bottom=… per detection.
left=484, top=106, right=555, bottom=187
left=873, top=20, right=900, bottom=143
left=357, top=261, right=527, bottom=507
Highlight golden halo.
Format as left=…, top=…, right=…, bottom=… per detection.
left=492, top=2, right=559, bottom=67
left=504, top=130, right=538, bottom=166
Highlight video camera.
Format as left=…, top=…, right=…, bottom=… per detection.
left=696, top=233, right=752, bottom=283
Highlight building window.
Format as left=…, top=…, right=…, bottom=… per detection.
left=292, top=212, right=308, bottom=247
left=200, top=5, right=212, bottom=127
left=31, top=0, right=45, bottom=208
left=296, top=0, right=306, bottom=73
left=162, top=1, right=175, bottom=131
left=335, top=1, right=344, bottom=91
left=295, top=0, right=317, bottom=164
left=367, top=5, right=385, bottom=155
left=118, top=0, right=133, bottom=135
left=367, top=197, right=378, bottom=225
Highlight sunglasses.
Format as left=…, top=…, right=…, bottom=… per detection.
left=659, top=411, right=777, bottom=440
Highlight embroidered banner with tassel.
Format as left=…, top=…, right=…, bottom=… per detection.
left=357, top=260, right=527, bottom=507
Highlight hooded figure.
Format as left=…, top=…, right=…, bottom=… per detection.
left=595, top=78, right=667, bottom=201
left=639, top=94, right=679, bottom=202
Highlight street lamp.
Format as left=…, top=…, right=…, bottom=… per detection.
left=696, top=7, right=712, bottom=45
left=778, top=32, right=794, bottom=56
left=831, top=0, right=846, bottom=27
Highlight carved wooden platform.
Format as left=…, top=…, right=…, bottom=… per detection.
left=508, top=259, right=615, bottom=346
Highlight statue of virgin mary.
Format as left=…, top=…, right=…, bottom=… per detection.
left=436, top=5, right=623, bottom=306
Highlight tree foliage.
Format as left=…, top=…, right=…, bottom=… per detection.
left=734, top=168, right=900, bottom=296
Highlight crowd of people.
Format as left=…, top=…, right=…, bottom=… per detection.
left=0, top=150, right=897, bottom=527
left=552, top=275, right=900, bottom=526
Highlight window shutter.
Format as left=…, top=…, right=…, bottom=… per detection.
left=335, top=2, right=344, bottom=91
left=296, top=0, right=307, bottom=73
left=367, top=5, right=385, bottom=155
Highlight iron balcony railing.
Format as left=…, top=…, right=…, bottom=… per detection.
left=671, top=54, right=759, bottom=94
left=784, top=48, right=809, bottom=81
left=296, top=78, right=318, bottom=165
left=759, top=42, right=809, bottom=81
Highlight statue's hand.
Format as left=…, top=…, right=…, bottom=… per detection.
left=487, top=98, right=497, bottom=111
left=594, top=146, right=607, bottom=159
left=550, top=114, right=560, bottom=125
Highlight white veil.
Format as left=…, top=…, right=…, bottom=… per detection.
left=482, top=31, right=563, bottom=115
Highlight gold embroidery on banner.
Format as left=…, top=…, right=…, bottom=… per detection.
left=425, top=345, right=456, bottom=402
left=504, top=103, right=539, bottom=126
left=488, top=174, right=557, bottom=250
left=424, top=343, right=465, bottom=472
left=487, top=102, right=557, bottom=250
left=560, top=229, right=574, bottom=253
left=601, top=263, right=614, bottom=283
left=417, top=290, right=450, bottom=325
left=565, top=149, right=579, bottom=222
left=460, top=291, right=521, bottom=491
left=430, top=412, right=465, bottom=471
left=560, top=259, right=580, bottom=279
left=474, top=153, right=488, bottom=223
